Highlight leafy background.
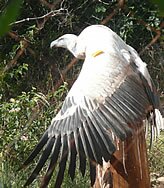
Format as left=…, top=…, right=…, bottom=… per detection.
left=0, top=0, right=164, bottom=187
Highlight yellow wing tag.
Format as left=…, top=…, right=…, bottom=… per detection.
left=92, top=50, right=104, bottom=57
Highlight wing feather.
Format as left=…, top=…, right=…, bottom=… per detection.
left=79, top=126, right=90, bottom=158
left=40, top=135, right=61, bottom=187
left=86, top=117, right=111, bottom=162
left=89, top=112, right=115, bottom=155
left=104, top=98, right=132, bottom=133
left=77, top=128, right=87, bottom=176
left=55, top=135, right=68, bottom=188
left=97, top=105, right=127, bottom=140
left=89, top=161, right=96, bottom=186
left=23, top=53, right=160, bottom=187
left=116, top=90, right=144, bottom=118
left=24, top=137, right=54, bottom=186
left=83, top=121, right=103, bottom=165
left=68, top=132, right=77, bottom=181
left=21, top=131, right=49, bottom=169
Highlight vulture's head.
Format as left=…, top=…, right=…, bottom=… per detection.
left=50, top=25, right=120, bottom=60
left=50, top=33, right=86, bottom=59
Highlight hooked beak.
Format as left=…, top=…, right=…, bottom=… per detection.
left=50, top=40, right=58, bottom=48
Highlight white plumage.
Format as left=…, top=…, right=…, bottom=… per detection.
left=23, top=25, right=163, bottom=188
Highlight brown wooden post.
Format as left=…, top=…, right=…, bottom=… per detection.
left=93, top=124, right=151, bottom=188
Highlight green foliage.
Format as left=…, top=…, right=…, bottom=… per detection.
left=148, top=132, right=164, bottom=187
left=0, top=87, right=48, bottom=158
left=0, top=85, right=70, bottom=187
left=0, top=0, right=22, bottom=36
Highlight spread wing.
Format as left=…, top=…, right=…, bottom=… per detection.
left=23, top=53, right=156, bottom=188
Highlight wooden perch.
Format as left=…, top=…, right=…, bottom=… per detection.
left=94, top=123, right=150, bottom=188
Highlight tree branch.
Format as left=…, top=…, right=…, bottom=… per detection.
left=101, top=0, right=125, bottom=25
left=10, top=8, right=67, bottom=26
left=139, top=21, right=163, bottom=55
left=53, top=58, right=78, bottom=92
left=3, top=40, right=28, bottom=73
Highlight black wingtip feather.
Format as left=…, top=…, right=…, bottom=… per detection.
left=83, top=122, right=103, bottom=165
left=68, top=133, right=77, bottom=181
left=79, top=126, right=90, bottom=159
left=55, top=156, right=68, bottom=188
left=87, top=117, right=112, bottom=162
left=78, top=133, right=87, bottom=177
left=22, top=131, right=49, bottom=169
left=24, top=137, right=54, bottom=187
left=40, top=135, right=61, bottom=188
left=68, top=148, right=77, bottom=181
left=89, top=161, right=96, bottom=187
left=89, top=114, right=115, bottom=156
left=74, top=128, right=86, bottom=177
left=54, top=135, right=68, bottom=188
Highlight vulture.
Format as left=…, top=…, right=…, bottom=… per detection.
left=23, top=25, right=163, bottom=187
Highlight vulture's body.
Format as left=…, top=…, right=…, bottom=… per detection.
left=23, top=25, right=163, bottom=188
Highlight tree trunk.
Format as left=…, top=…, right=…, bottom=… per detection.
left=93, top=124, right=150, bottom=188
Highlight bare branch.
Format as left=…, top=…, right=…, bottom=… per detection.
left=53, top=58, right=78, bottom=92
left=3, top=40, right=28, bottom=73
left=101, top=0, right=125, bottom=25
left=10, top=8, right=67, bottom=26
left=139, top=21, right=163, bottom=55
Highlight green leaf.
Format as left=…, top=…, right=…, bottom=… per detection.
left=0, top=0, right=22, bottom=37
left=95, top=5, right=106, bottom=13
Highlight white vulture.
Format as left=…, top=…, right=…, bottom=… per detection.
left=23, top=25, right=163, bottom=187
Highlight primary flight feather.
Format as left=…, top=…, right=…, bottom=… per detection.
left=23, top=25, right=163, bottom=187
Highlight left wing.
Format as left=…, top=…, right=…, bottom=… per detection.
left=22, top=52, right=158, bottom=188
